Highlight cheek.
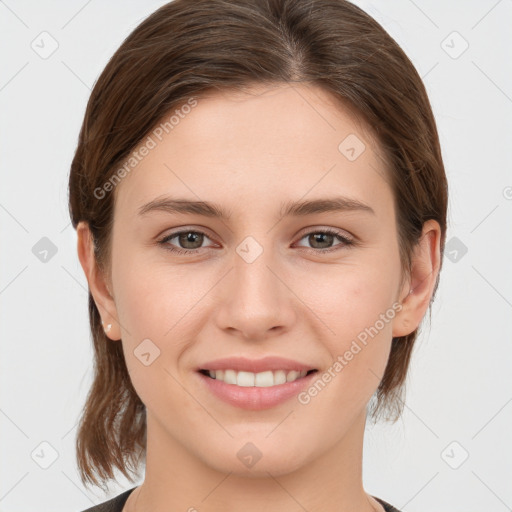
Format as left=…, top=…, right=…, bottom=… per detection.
left=111, top=255, right=197, bottom=410
left=301, top=260, right=400, bottom=343
left=111, top=251, right=212, bottom=400
left=112, top=250, right=202, bottom=338
left=294, top=256, right=399, bottom=406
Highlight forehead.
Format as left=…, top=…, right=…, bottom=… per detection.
left=113, top=83, right=392, bottom=220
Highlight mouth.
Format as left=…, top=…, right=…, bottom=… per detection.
left=196, top=356, right=320, bottom=409
left=198, top=368, right=318, bottom=387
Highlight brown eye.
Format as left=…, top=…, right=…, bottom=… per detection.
left=177, top=231, right=204, bottom=249
left=158, top=230, right=214, bottom=254
left=295, top=229, right=354, bottom=252
left=307, top=232, right=335, bottom=249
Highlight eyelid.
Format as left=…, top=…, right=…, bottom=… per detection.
left=158, top=228, right=218, bottom=249
left=157, top=224, right=218, bottom=241
left=294, top=225, right=354, bottom=243
left=292, top=228, right=355, bottom=252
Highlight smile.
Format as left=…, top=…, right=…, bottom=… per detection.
left=199, top=368, right=318, bottom=387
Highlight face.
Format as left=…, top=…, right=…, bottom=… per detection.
left=103, top=83, right=410, bottom=476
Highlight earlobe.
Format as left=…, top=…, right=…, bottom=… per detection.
left=76, top=221, right=121, bottom=341
left=102, top=322, right=113, bottom=333
left=392, top=220, right=442, bottom=338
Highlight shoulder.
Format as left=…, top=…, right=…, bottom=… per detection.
left=79, top=488, right=136, bottom=512
left=373, top=496, right=403, bottom=512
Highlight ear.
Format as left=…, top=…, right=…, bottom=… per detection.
left=392, top=219, right=442, bottom=338
left=76, top=221, right=121, bottom=341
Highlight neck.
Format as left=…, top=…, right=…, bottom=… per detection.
left=125, top=408, right=382, bottom=512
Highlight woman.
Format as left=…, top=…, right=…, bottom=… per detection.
left=69, top=0, right=448, bottom=510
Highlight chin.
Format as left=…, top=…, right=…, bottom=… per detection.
left=201, top=438, right=311, bottom=478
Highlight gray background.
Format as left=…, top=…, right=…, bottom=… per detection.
left=1, top=1, right=511, bottom=510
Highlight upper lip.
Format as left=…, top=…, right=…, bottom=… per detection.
left=198, top=356, right=317, bottom=373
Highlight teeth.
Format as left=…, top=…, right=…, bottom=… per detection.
left=206, top=369, right=309, bottom=387
left=224, top=369, right=237, bottom=385
left=287, top=370, right=300, bottom=382
left=237, top=371, right=254, bottom=387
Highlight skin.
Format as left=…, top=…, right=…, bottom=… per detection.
left=77, top=83, right=441, bottom=512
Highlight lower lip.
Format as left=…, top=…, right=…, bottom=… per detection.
left=197, top=371, right=318, bottom=410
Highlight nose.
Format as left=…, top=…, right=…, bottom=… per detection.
left=213, top=245, right=297, bottom=341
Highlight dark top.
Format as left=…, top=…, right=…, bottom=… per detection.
left=80, top=487, right=402, bottom=511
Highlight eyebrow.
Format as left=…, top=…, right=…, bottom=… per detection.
left=137, top=195, right=375, bottom=219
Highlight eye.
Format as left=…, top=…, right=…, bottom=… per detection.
left=157, top=227, right=355, bottom=256
left=294, top=228, right=354, bottom=252
left=157, top=229, right=216, bottom=255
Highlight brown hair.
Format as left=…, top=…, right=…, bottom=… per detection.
left=68, top=0, right=448, bottom=490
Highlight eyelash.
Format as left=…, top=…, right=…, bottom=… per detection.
left=157, top=228, right=355, bottom=255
